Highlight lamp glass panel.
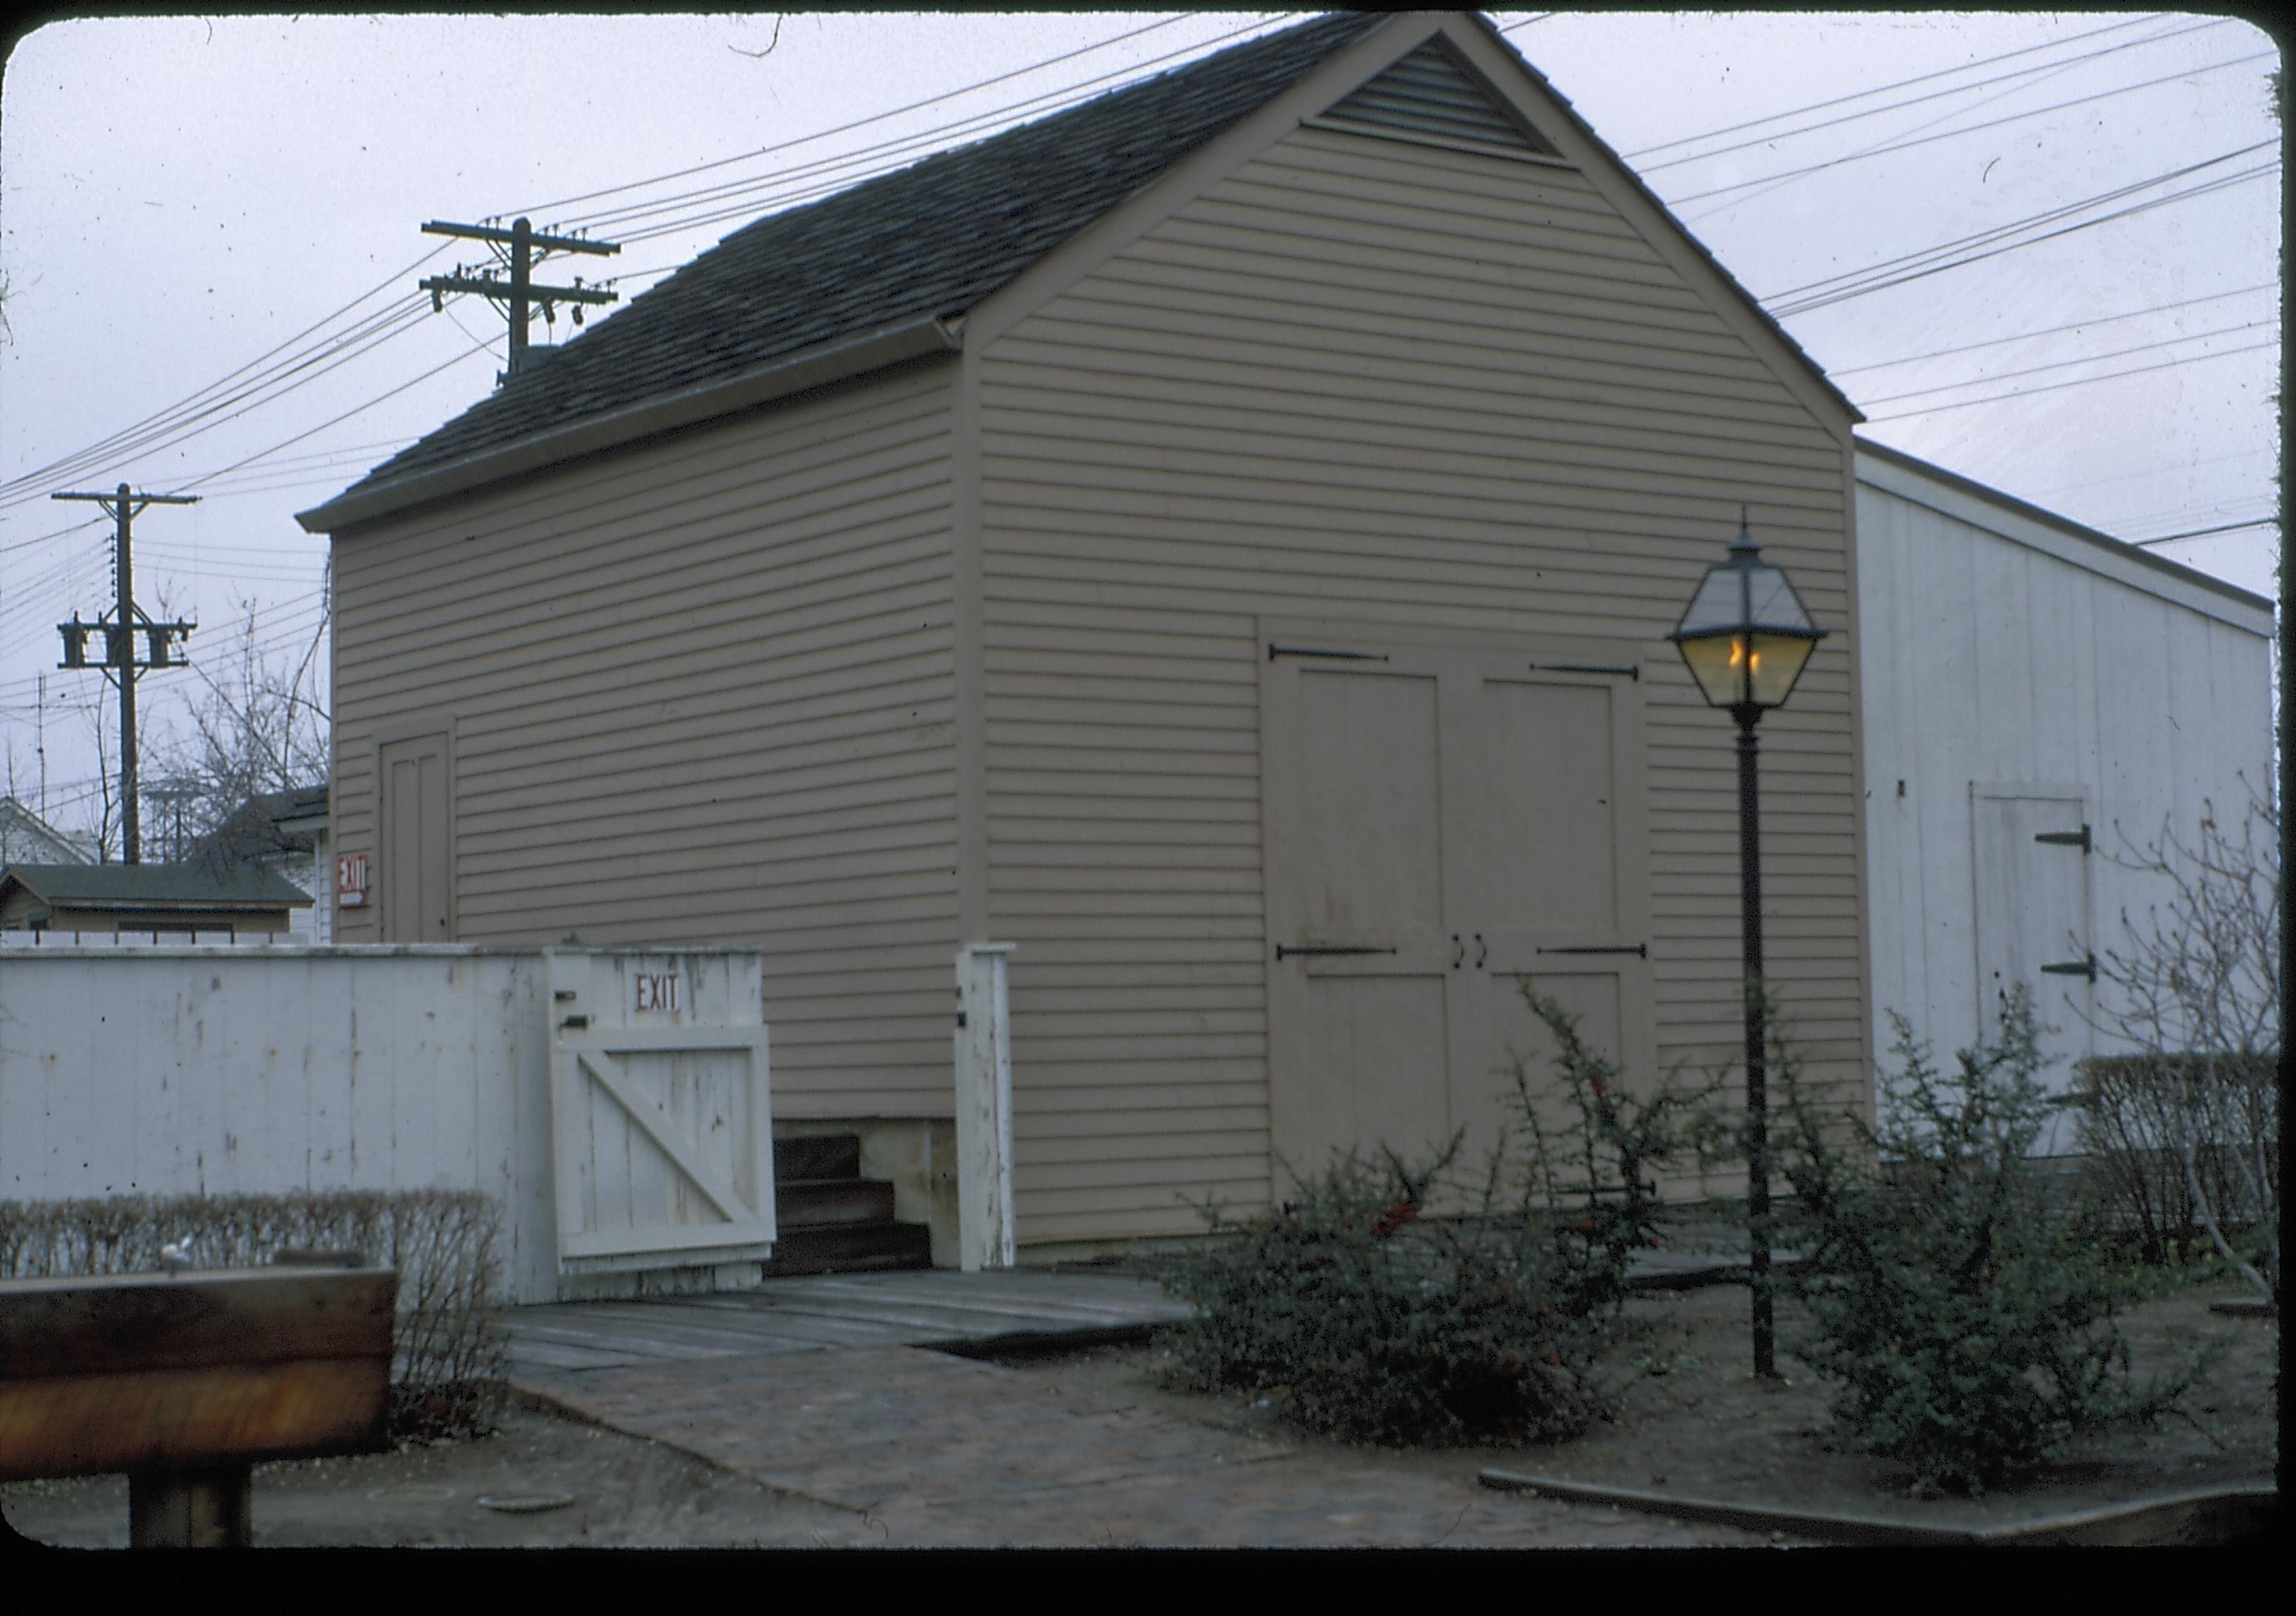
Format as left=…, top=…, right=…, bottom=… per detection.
left=1676, top=567, right=1751, bottom=637
left=1745, top=629, right=1818, bottom=707
left=1675, top=632, right=1748, bottom=708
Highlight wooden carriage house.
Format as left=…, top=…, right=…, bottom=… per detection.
left=300, top=11, right=1876, bottom=1259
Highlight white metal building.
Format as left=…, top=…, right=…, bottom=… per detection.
left=1854, top=439, right=2275, bottom=1133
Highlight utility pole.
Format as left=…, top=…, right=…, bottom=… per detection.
left=418, top=217, right=619, bottom=382
left=52, top=484, right=197, bottom=865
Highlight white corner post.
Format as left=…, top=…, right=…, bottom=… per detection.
left=954, top=942, right=1017, bottom=1271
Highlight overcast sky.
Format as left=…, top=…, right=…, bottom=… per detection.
left=0, top=10, right=2280, bottom=844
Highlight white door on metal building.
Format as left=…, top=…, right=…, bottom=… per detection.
left=1261, top=625, right=1653, bottom=1198
left=1971, top=782, right=2095, bottom=1089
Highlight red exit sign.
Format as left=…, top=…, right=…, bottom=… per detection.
left=337, top=853, right=368, bottom=909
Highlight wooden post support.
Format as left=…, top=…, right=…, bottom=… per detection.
left=129, top=1464, right=254, bottom=1549
left=955, top=943, right=1017, bottom=1271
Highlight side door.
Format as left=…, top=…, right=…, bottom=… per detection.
left=378, top=731, right=453, bottom=943
left=1971, top=782, right=2094, bottom=1080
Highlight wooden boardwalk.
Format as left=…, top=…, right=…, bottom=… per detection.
left=504, top=1269, right=1193, bottom=1378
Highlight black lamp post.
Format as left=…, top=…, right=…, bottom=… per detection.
left=1666, top=510, right=1828, bottom=1380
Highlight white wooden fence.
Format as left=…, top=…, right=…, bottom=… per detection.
left=0, top=944, right=770, bottom=1304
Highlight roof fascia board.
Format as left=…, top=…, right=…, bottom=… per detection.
left=298, top=315, right=964, bottom=534
left=1442, top=12, right=1861, bottom=441
left=959, top=11, right=1435, bottom=352
left=1855, top=443, right=2273, bottom=632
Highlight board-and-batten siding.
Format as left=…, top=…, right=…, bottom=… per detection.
left=1855, top=467, right=2273, bottom=1084
left=330, top=364, right=961, bottom=1118
left=979, top=125, right=1864, bottom=1244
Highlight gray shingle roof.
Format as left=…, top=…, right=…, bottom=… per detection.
left=0, top=863, right=314, bottom=910
left=332, top=12, right=1389, bottom=503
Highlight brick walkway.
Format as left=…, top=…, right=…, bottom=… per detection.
left=517, top=1345, right=1770, bottom=1548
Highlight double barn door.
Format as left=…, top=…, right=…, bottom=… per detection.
left=1261, top=625, right=1654, bottom=1194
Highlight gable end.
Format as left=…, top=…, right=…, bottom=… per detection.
left=1315, top=38, right=1563, bottom=160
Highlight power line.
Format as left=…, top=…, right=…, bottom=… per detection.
left=1621, top=13, right=2179, bottom=160
left=1828, top=282, right=2278, bottom=376
left=0, top=246, right=449, bottom=503
left=1643, top=14, right=2224, bottom=174
left=1766, top=145, right=2279, bottom=317
left=573, top=13, right=1295, bottom=242
left=524, top=11, right=1234, bottom=221
left=1763, top=139, right=2277, bottom=305
left=0, top=17, right=1281, bottom=559
left=1669, top=46, right=2276, bottom=208
left=2129, top=518, right=2281, bottom=546
left=1860, top=336, right=2279, bottom=422
left=1851, top=317, right=2278, bottom=408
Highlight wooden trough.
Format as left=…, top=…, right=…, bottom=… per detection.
left=0, top=1263, right=398, bottom=1547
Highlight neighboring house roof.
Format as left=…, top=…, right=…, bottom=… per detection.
left=0, top=798, right=96, bottom=866
left=300, top=10, right=1858, bottom=534
left=1855, top=437, right=2275, bottom=625
left=0, top=863, right=315, bottom=916
left=195, top=782, right=332, bottom=867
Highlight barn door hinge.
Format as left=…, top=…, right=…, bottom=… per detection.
left=1268, top=644, right=1388, bottom=662
left=1536, top=943, right=1648, bottom=958
left=2033, top=825, right=2091, bottom=853
left=1276, top=943, right=1397, bottom=960
left=2039, top=955, right=2098, bottom=983
left=1528, top=661, right=1638, bottom=680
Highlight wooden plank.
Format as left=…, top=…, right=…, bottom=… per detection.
left=0, top=1269, right=397, bottom=1379
left=0, top=1359, right=391, bottom=1481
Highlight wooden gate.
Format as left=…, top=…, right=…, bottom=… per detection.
left=546, top=950, right=776, bottom=1276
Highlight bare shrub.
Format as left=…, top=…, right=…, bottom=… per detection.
left=2087, top=790, right=2280, bottom=1303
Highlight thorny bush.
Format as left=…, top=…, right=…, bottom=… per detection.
left=1155, top=988, right=1726, bottom=1447
left=1774, top=989, right=2206, bottom=1496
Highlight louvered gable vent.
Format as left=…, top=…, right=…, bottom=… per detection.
left=1320, top=40, right=1562, bottom=158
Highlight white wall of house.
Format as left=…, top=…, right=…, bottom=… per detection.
left=1855, top=444, right=2274, bottom=1139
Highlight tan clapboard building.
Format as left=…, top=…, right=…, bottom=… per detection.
left=301, top=11, right=1872, bottom=1254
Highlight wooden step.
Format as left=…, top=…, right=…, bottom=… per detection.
left=760, top=1221, right=933, bottom=1277
left=773, top=1133, right=860, bottom=1183
left=776, top=1177, right=897, bottom=1229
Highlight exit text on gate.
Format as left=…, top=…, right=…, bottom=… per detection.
left=634, top=972, right=682, bottom=1014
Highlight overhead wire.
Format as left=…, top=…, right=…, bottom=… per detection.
left=573, top=13, right=1295, bottom=243
left=2130, top=518, right=2280, bottom=546
left=1828, top=282, right=2278, bottom=375
left=1669, top=46, right=2277, bottom=208
left=1636, top=14, right=2224, bottom=174
left=1765, top=143, right=2279, bottom=316
left=1619, top=12, right=2178, bottom=160
left=1859, top=337, right=2279, bottom=422
left=1850, top=316, right=2279, bottom=408
left=518, top=11, right=1220, bottom=219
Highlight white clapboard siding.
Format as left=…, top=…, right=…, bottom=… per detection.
left=1854, top=447, right=2275, bottom=1095
left=979, top=124, right=1865, bottom=1244
left=330, top=365, right=961, bottom=1119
